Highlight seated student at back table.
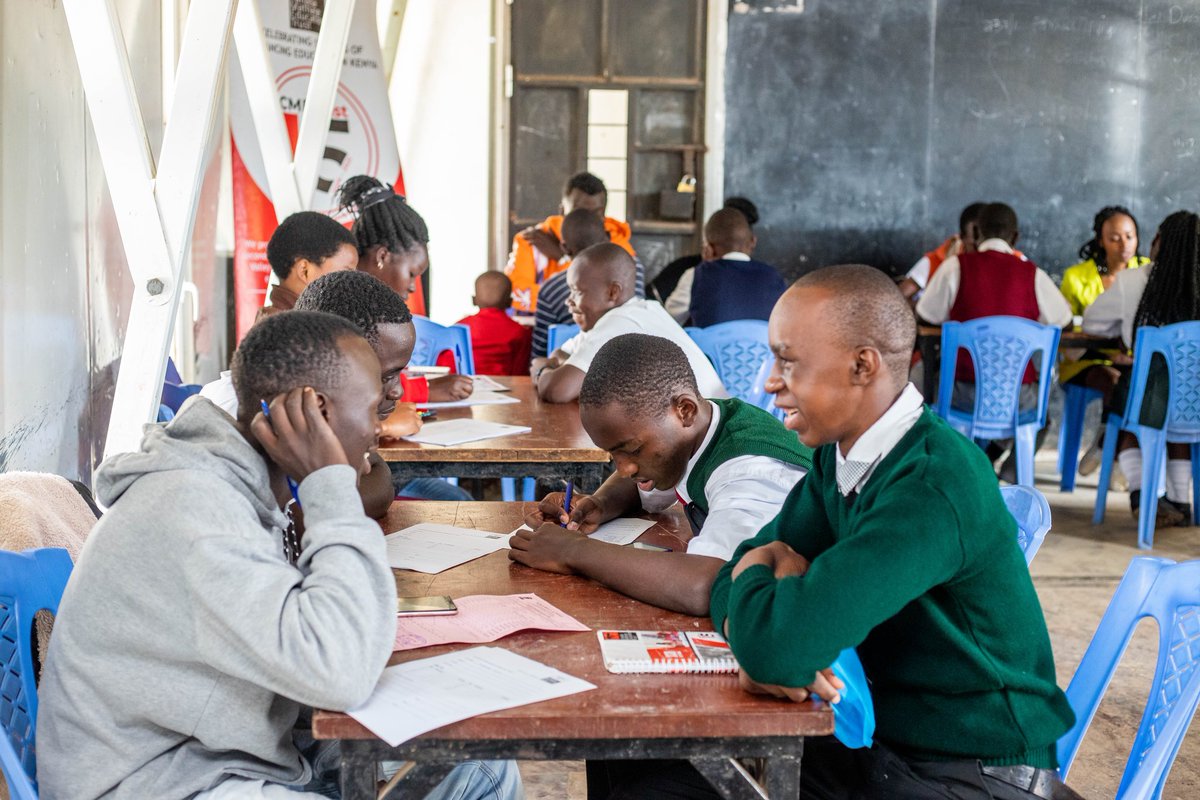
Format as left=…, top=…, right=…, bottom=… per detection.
left=511, top=333, right=811, bottom=615
left=531, top=208, right=646, bottom=359
left=652, top=196, right=759, bottom=303
left=36, top=311, right=520, bottom=800
left=456, top=271, right=532, bottom=375
left=505, top=170, right=637, bottom=314
left=898, top=202, right=985, bottom=301
left=258, top=210, right=360, bottom=322
left=600, top=266, right=1078, bottom=800
left=531, top=243, right=728, bottom=403
left=664, top=207, right=786, bottom=326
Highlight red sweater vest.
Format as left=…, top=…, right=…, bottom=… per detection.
left=949, top=250, right=1039, bottom=383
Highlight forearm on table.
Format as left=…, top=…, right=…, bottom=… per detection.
left=590, top=474, right=643, bottom=520
left=565, top=539, right=723, bottom=616
left=537, top=363, right=584, bottom=403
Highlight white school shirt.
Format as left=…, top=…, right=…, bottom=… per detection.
left=664, top=251, right=751, bottom=324
left=559, top=297, right=730, bottom=398
left=639, top=401, right=808, bottom=560
left=1081, top=263, right=1152, bottom=348
left=199, top=372, right=240, bottom=416
left=916, top=239, right=1073, bottom=328
left=835, top=383, right=926, bottom=496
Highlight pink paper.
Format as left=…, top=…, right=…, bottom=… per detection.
left=394, top=593, right=589, bottom=651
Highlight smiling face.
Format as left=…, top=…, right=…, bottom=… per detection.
left=582, top=398, right=700, bottom=492
left=370, top=321, right=415, bottom=419
left=565, top=259, right=620, bottom=331
left=1100, top=213, right=1138, bottom=269
left=322, top=334, right=384, bottom=475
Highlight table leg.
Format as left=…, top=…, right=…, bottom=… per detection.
left=764, top=753, right=802, bottom=797
left=689, top=757, right=768, bottom=799
left=338, top=740, right=377, bottom=800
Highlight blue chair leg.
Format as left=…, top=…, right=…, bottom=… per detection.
left=1136, top=427, right=1167, bottom=550
left=501, top=478, right=516, bottom=502
left=1058, top=386, right=1088, bottom=492
left=1015, top=423, right=1036, bottom=487
left=521, top=477, right=536, bottom=502
left=1093, top=414, right=1122, bottom=524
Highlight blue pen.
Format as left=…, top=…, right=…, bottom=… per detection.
left=260, top=399, right=302, bottom=508
left=562, top=481, right=574, bottom=528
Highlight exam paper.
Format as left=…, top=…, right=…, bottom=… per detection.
left=402, top=419, right=531, bottom=446
left=422, top=391, right=520, bottom=410
left=347, top=646, right=596, bottom=746
left=385, top=524, right=510, bottom=573
left=466, top=375, right=511, bottom=392
left=394, top=593, right=589, bottom=651
left=504, top=517, right=657, bottom=548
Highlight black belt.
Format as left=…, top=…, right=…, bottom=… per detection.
left=980, top=765, right=1082, bottom=800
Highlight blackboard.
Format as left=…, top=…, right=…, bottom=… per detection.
left=725, top=0, right=1200, bottom=281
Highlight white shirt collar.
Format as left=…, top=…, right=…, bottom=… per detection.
left=674, top=401, right=721, bottom=502
left=835, top=383, right=925, bottom=496
left=718, top=251, right=752, bottom=262
left=976, top=238, right=1015, bottom=255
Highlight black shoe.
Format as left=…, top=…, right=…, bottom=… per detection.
left=1165, top=498, right=1194, bottom=527
left=1131, top=490, right=1187, bottom=527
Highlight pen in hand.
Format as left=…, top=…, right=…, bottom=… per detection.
left=562, top=481, right=574, bottom=528
left=260, top=399, right=302, bottom=508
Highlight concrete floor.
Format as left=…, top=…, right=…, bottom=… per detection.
left=518, top=449, right=1200, bottom=799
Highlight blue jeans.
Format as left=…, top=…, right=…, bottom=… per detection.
left=394, top=475, right=474, bottom=501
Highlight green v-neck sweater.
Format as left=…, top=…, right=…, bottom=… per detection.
left=710, top=408, right=1074, bottom=767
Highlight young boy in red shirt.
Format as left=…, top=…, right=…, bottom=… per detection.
left=457, top=272, right=533, bottom=375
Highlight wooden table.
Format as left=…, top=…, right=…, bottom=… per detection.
left=315, top=502, right=833, bottom=799
left=379, top=377, right=610, bottom=491
left=916, top=325, right=1122, bottom=401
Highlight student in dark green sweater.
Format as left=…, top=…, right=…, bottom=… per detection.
left=509, top=333, right=811, bottom=616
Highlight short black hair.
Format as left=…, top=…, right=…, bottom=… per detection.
left=579, top=334, right=700, bottom=416
left=294, top=270, right=412, bottom=346
left=266, top=211, right=356, bottom=280
left=976, top=202, right=1019, bottom=242
left=959, top=202, right=987, bottom=237
left=723, top=196, right=759, bottom=227
left=563, top=171, right=606, bottom=198
left=337, top=175, right=430, bottom=255
left=231, top=310, right=365, bottom=422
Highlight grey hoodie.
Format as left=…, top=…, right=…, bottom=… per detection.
left=36, top=399, right=396, bottom=800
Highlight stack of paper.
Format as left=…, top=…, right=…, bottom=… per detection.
left=394, top=593, right=589, bottom=651
left=385, top=524, right=510, bottom=573
left=403, top=419, right=531, bottom=446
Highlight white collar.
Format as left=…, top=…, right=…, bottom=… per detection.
left=674, top=400, right=721, bottom=502
left=976, top=238, right=1015, bottom=255
left=835, top=383, right=925, bottom=496
left=717, top=251, right=752, bottom=262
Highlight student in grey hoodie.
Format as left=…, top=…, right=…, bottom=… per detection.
left=36, top=312, right=521, bottom=800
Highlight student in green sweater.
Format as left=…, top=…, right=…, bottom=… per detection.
left=509, top=333, right=811, bottom=616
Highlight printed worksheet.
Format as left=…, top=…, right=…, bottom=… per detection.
left=422, top=391, right=521, bottom=409
left=402, top=419, right=531, bottom=446
left=466, top=375, right=511, bottom=392
left=394, top=593, right=589, bottom=651
left=385, top=524, right=510, bottom=573
left=503, top=517, right=657, bottom=548
left=347, top=646, right=596, bottom=746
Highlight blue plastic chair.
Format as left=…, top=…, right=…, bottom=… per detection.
left=685, top=320, right=772, bottom=402
left=1092, top=322, right=1200, bottom=549
left=935, top=317, right=1061, bottom=487
left=1058, top=557, right=1200, bottom=798
left=1000, top=485, right=1052, bottom=565
left=411, top=317, right=476, bottom=375
left=0, top=547, right=75, bottom=800
left=746, top=356, right=787, bottom=422
left=828, top=648, right=875, bottom=750
left=547, top=323, right=580, bottom=354
left=1057, top=383, right=1105, bottom=492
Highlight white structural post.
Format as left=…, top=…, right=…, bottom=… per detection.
left=62, top=0, right=238, bottom=458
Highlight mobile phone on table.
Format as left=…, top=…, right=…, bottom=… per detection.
left=396, top=595, right=458, bottom=616
left=630, top=542, right=671, bottom=552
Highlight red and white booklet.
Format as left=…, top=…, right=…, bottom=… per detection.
left=596, top=630, right=739, bottom=674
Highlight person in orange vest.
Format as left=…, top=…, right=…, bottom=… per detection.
left=899, top=202, right=986, bottom=301
left=505, top=171, right=637, bottom=314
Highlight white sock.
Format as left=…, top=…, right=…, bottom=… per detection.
left=1166, top=459, right=1192, bottom=504
left=1118, top=449, right=1143, bottom=490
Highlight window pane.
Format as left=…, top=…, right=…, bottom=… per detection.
left=610, top=0, right=700, bottom=79
left=636, top=90, right=696, bottom=146
left=630, top=151, right=684, bottom=221
left=512, top=88, right=579, bottom=220
left=512, top=0, right=602, bottom=77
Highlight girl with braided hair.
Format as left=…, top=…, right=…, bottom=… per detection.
left=338, top=175, right=472, bottom=402
left=1083, top=210, right=1200, bottom=526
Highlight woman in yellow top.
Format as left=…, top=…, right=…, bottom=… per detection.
left=1060, top=205, right=1150, bottom=477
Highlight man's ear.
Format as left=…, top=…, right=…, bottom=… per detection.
left=701, top=242, right=716, bottom=261
left=746, top=233, right=758, bottom=255
left=295, top=258, right=315, bottom=285
left=607, top=281, right=622, bottom=304
left=850, top=346, right=882, bottom=386
left=674, top=394, right=701, bottom=428
left=313, top=389, right=331, bottom=420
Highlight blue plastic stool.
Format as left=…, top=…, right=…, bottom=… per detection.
left=827, top=648, right=875, bottom=749
left=546, top=323, right=580, bottom=355
left=1057, top=382, right=1104, bottom=492
left=685, top=320, right=772, bottom=402
left=1000, top=485, right=1052, bottom=564
left=935, top=317, right=1061, bottom=487
left=411, top=316, right=476, bottom=374
left=1092, top=322, right=1200, bottom=549
left=1058, top=557, right=1200, bottom=798
left=0, top=547, right=75, bottom=800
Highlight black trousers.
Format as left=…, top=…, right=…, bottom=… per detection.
left=586, top=737, right=1084, bottom=800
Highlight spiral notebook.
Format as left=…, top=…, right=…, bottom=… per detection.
left=597, top=630, right=739, bottom=674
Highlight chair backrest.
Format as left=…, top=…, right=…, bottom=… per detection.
left=547, top=323, right=580, bottom=354
left=746, top=356, right=786, bottom=422
left=160, top=381, right=201, bottom=414
left=1123, top=321, right=1200, bottom=440
left=410, top=316, right=476, bottom=375
left=685, top=320, right=772, bottom=402
left=1058, top=557, right=1200, bottom=798
left=0, top=547, right=74, bottom=799
left=999, top=485, right=1051, bottom=565
left=935, top=316, right=1061, bottom=439
left=829, top=648, right=875, bottom=750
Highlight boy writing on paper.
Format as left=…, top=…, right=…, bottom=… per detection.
left=511, top=333, right=810, bottom=615
left=604, top=265, right=1075, bottom=799
left=37, top=311, right=520, bottom=799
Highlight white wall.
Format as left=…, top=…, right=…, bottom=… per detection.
left=388, top=0, right=494, bottom=325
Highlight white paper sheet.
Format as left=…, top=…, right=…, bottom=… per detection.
left=422, top=391, right=520, bottom=409
left=385, top=524, right=510, bottom=573
left=466, top=375, right=511, bottom=392
left=503, top=517, right=657, bottom=548
left=405, top=365, right=451, bottom=376
left=402, top=419, right=531, bottom=446
left=394, top=593, right=589, bottom=651
left=347, top=646, right=596, bottom=746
